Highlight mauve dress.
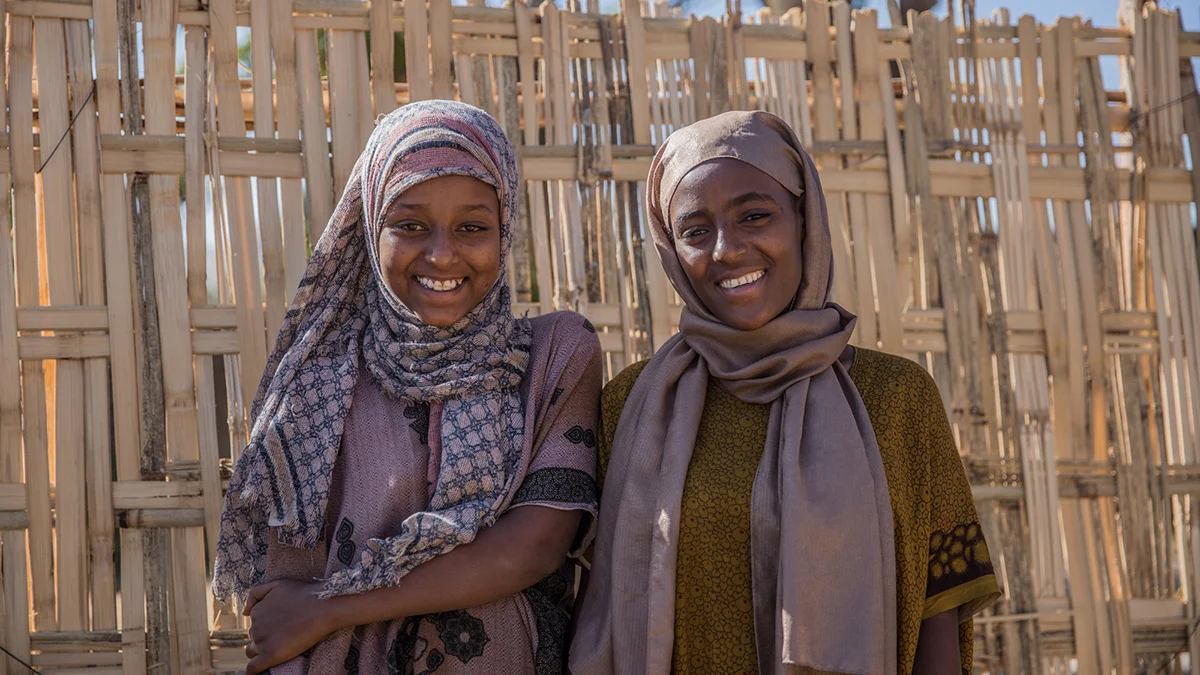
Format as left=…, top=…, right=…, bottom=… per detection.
left=262, top=312, right=602, bottom=675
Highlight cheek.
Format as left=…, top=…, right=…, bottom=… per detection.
left=468, top=238, right=502, bottom=284
left=674, top=244, right=708, bottom=286
left=378, top=236, right=409, bottom=277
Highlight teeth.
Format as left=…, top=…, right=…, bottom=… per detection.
left=719, top=270, right=765, bottom=289
left=417, top=276, right=465, bottom=292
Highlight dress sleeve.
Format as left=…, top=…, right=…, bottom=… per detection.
left=921, top=405, right=1001, bottom=620
left=507, top=318, right=604, bottom=555
left=912, top=368, right=1002, bottom=670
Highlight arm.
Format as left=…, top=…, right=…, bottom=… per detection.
left=911, top=610, right=961, bottom=675
left=244, top=505, right=581, bottom=674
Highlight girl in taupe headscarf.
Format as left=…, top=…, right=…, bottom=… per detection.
left=571, top=110, right=1000, bottom=675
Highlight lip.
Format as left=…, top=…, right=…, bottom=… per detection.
left=715, top=269, right=767, bottom=296
left=413, top=275, right=468, bottom=294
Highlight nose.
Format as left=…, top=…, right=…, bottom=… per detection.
left=424, top=227, right=456, bottom=268
left=712, top=223, right=746, bottom=263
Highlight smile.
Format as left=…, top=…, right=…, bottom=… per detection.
left=416, top=276, right=465, bottom=292
left=718, top=270, right=765, bottom=289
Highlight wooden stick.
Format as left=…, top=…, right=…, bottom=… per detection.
left=271, top=0, right=308, bottom=299
left=403, top=0, right=432, bottom=100
left=91, top=0, right=147, bottom=669
left=212, top=0, right=270, bottom=425
left=429, top=0, right=453, bottom=99
left=34, top=16, right=87, bottom=632
left=296, top=26, right=336, bottom=240
left=250, top=0, right=288, bottom=343
left=142, top=3, right=211, bottom=670
left=853, top=10, right=902, bottom=354
left=328, top=29, right=361, bottom=196
left=0, top=4, right=33, bottom=667
left=66, top=15, right=119, bottom=633
left=371, top=0, right=397, bottom=114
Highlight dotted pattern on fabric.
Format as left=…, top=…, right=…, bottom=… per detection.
left=596, top=348, right=1001, bottom=675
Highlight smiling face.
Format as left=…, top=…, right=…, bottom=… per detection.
left=669, top=158, right=805, bottom=331
left=377, top=175, right=503, bottom=327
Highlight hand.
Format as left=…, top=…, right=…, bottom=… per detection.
left=243, top=580, right=339, bottom=675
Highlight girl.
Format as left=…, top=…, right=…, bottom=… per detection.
left=572, top=110, right=1000, bottom=675
left=214, top=101, right=601, bottom=675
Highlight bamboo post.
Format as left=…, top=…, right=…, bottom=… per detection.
left=0, top=3, right=32, bottom=667
left=91, top=0, right=148, bottom=669
left=142, top=2, right=211, bottom=670
left=271, top=0, right=308, bottom=298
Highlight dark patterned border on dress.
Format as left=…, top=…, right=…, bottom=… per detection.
left=925, top=521, right=995, bottom=599
left=511, top=467, right=597, bottom=508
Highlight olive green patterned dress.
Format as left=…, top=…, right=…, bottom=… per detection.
left=595, top=347, right=1001, bottom=675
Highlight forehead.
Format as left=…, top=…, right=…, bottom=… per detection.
left=668, top=158, right=791, bottom=222
left=391, top=175, right=500, bottom=206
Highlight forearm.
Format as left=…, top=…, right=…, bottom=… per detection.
left=912, top=609, right=961, bottom=675
left=321, top=506, right=582, bottom=631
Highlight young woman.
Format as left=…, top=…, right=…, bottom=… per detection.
left=571, top=110, right=1000, bottom=675
left=214, top=101, right=601, bottom=675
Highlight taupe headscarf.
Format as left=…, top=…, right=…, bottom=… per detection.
left=571, top=111, right=897, bottom=675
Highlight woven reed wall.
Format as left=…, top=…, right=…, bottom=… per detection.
left=1, top=0, right=1199, bottom=672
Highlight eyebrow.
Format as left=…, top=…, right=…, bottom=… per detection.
left=392, top=202, right=497, bottom=214
left=673, top=191, right=777, bottom=226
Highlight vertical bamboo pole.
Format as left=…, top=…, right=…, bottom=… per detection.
left=804, top=0, right=856, bottom=316
left=184, top=22, right=226, bottom=612
left=328, top=30, right=362, bottom=198
left=296, top=25, right=336, bottom=238
left=404, top=0, right=432, bottom=101
left=0, top=4, right=32, bottom=668
left=514, top=0, right=554, bottom=314
left=372, top=0, right=397, bottom=115
left=251, top=0, right=288, bottom=341
left=34, top=17, right=87, bottom=632
left=429, top=0, right=453, bottom=99
left=66, top=16, right=119, bottom=632
left=91, top=0, right=147, bottom=668
left=212, top=0, right=270, bottom=424
left=271, top=0, right=308, bottom=298
left=143, top=2, right=212, bottom=670
left=834, top=1, right=877, bottom=348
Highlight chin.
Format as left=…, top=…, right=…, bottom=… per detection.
left=411, top=307, right=469, bottom=328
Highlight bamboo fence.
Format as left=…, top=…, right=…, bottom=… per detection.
left=0, top=0, right=1198, bottom=671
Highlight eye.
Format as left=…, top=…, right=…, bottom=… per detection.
left=679, top=225, right=710, bottom=240
left=386, top=220, right=426, bottom=233
left=742, top=210, right=771, bottom=223
left=458, top=222, right=489, bottom=233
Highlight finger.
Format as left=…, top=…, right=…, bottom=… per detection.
left=243, top=581, right=281, bottom=615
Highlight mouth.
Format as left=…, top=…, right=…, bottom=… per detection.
left=717, top=269, right=766, bottom=290
left=415, top=276, right=466, bottom=292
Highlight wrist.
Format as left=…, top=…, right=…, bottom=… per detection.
left=317, top=591, right=356, bottom=633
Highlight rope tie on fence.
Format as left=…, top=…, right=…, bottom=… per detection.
left=36, top=82, right=96, bottom=174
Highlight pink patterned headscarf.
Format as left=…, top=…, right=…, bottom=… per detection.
left=213, top=101, right=532, bottom=602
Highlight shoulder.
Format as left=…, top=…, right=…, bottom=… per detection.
left=602, top=359, right=650, bottom=412
left=526, top=311, right=602, bottom=366
left=849, top=348, right=944, bottom=415
left=528, top=311, right=599, bottom=347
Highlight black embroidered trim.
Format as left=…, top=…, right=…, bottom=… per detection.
left=522, top=567, right=574, bottom=674
left=926, top=521, right=995, bottom=598
left=564, top=425, right=596, bottom=448
left=428, top=610, right=490, bottom=664
left=404, top=402, right=432, bottom=445
left=582, top=318, right=596, bottom=333
left=550, top=387, right=564, bottom=405
left=511, top=467, right=597, bottom=507
left=335, top=517, right=357, bottom=567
